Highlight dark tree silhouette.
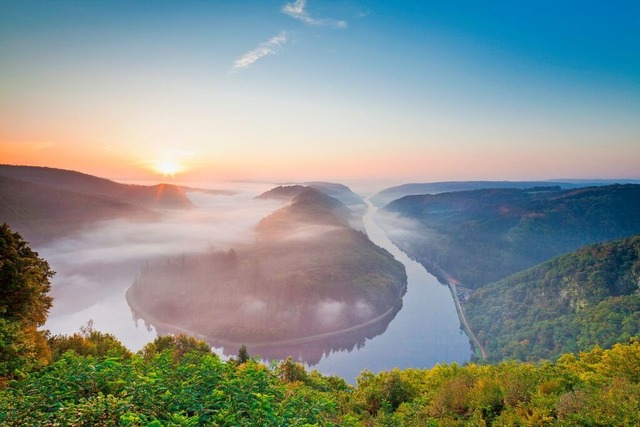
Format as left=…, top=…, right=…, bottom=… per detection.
left=237, top=344, right=249, bottom=364
left=0, top=223, right=54, bottom=383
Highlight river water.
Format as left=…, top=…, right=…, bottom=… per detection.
left=311, top=200, right=471, bottom=380
left=43, top=191, right=471, bottom=382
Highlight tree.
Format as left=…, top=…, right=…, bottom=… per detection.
left=0, top=223, right=54, bottom=383
left=139, top=334, right=212, bottom=361
left=277, top=356, right=308, bottom=383
left=48, top=320, right=132, bottom=361
left=237, top=344, right=249, bottom=364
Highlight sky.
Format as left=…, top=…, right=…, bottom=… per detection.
left=1, top=0, right=639, bottom=186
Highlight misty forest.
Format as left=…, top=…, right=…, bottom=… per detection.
left=128, top=186, right=407, bottom=349
left=2, top=164, right=640, bottom=425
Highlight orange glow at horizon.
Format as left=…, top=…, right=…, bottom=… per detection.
left=2, top=137, right=640, bottom=185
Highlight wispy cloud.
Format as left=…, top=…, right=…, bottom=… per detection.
left=282, top=0, right=347, bottom=28
left=233, top=31, right=288, bottom=71
left=232, top=1, right=346, bottom=71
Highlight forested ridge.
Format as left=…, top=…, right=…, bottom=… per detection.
left=381, top=184, right=640, bottom=288
left=0, top=166, right=239, bottom=244
left=370, top=181, right=580, bottom=207
left=0, top=165, right=195, bottom=210
left=466, top=235, right=640, bottom=362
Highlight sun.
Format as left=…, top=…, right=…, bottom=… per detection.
left=153, top=160, right=182, bottom=177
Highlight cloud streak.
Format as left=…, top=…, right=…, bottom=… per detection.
left=232, top=1, right=346, bottom=71
left=282, top=0, right=347, bottom=28
left=233, top=31, right=288, bottom=71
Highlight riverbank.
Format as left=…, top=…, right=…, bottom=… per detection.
left=426, top=262, right=487, bottom=359
left=125, top=283, right=406, bottom=351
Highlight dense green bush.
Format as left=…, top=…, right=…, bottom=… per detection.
left=3, top=336, right=639, bottom=426
left=0, top=334, right=346, bottom=426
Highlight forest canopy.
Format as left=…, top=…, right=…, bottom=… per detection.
left=466, top=235, right=640, bottom=362
left=381, top=184, right=640, bottom=288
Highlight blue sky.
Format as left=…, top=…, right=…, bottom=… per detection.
left=1, top=0, right=639, bottom=183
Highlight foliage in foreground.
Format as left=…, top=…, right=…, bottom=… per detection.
left=1, top=332, right=640, bottom=426
left=2, top=221, right=640, bottom=425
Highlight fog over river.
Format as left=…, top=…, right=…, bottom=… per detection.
left=43, top=184, right=470, bottom=382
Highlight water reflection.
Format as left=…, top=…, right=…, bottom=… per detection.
left=145, top=301, right=403, bottom=365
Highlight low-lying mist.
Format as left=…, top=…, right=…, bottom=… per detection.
left=42, top=182, right=282, bottom=349
left=125, top=186, right=407, bottom=362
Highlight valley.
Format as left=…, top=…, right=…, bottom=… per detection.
left=2, top=165, right=640, bottom=376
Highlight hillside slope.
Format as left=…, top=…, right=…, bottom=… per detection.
left=0, top=176, right=155, bottom=243
left=258, top=183, right=365, bottom=231
left=380, top=184, right=640, bottom=287
left=0, top=165, right=193, bottom=209
left=372, top=181, right=579, bottom=207
left=371, top=179, right=640, bottom=207
left=304, top=181, right=365, bottom=207
left=466, top=235, right=640, bottom=362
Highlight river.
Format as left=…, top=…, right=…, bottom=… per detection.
left=311, top=200, right=471, bottom=380
left=43, top=191, right=471, bottom=383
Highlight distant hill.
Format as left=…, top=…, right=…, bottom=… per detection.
left=0, top=165, right=193, bottom=209
left=258, top=183, right=366, bottom=232
left=466, top=235, right=640, bottom=362
left=548, top=178, right=640, bottom=185
left=257, top=187, right=352, bottom=237
left=369, top=180, right=640, bottom=207
left=255, top=185, right=308, bottom=201
left=380, top=184, right=640, bottom=288
left=303, top=182, right=365, bottom=207
left=128, top=186, right=406, bottom=352
left=0, top=176, right=155, bottom=244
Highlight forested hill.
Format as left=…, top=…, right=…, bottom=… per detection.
left=467, top=235, right=640, bottom=362
left=0, top=164, right=195, bottom=209
left=380, top=184, right=640, bottom=288
left=371, top=180, right=578, bottom=207
left=255, top=184, right=308, bottom=201
left=257, top=182, right=364, bottom=207
left=303, top=181, right=365, bottom=207
left=0, top=176, right=156, bottom=243
left=257, top=187, right=352, bottom=233
left=257, top=184, right=365, bottom=231
left=371, top=179, right=640, bottom=207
